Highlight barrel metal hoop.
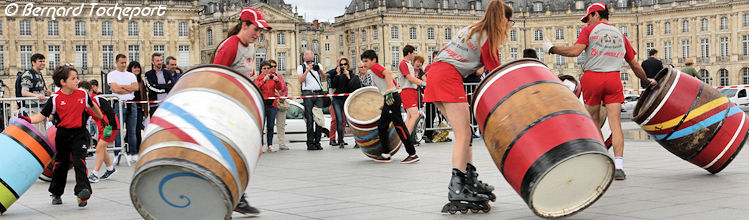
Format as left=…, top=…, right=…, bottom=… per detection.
left=0, top=177, right=19, bottom=199
left=482, top=80, right=565, bottom=134
left=663, top=83, right=704, bottom=142
left=640, top=71, right=681, bottom=126
left=688, top=99, right=734, bottom=160
left=499, top=110, right=593, bottom=173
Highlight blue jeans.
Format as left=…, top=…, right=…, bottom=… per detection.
left=332, top=97, right=346, bottom=143
left=264, top=107, right=278, bottom=146
left=114, top=102, right=139, bottom=155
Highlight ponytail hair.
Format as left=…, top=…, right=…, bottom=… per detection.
left=210, top=20, right=253, bottom=63
left=466, top=0, right=513, bottom=61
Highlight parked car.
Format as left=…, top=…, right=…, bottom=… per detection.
left=720, top=87, right=749, bottom=111
left=621, top=94, right=639, bottom=113
left=281, top=99, right=332, bottom=142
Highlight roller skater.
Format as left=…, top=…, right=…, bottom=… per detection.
left=441, top=168, right=491, bottom=214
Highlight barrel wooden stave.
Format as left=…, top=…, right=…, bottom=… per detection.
left=0, top=121, right=55, bottom=214
left=345, top=87, right=401, bottom=159
left=350, top=123, right=402, bottom=159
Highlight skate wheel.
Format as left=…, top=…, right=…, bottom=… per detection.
left=471, top=209, right=479, bottom=213
left=460, top=209, right=468, bottom=214
left=448, top=210, right=456, bottom=214
left=483, top=203, right=491, bottom=213
left=491, top=193, right=497, bottom=202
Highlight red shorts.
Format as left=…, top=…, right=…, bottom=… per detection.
left=401, top=88, right=419, bottom=109
left=580, top=70, right=624, bottom=105
left=423, top=62, right=467, bottom=103
left=97, top=126, right=118, bottom=143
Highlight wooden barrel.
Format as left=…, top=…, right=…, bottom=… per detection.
left=130, top=65, right=263, bottom=220
left=633, top=66, right=748, bottom=173
left=0, top=119, right=55, bottom=214
left=472, top=59, right=614, bottom=218
left=559, top=75, right=613, bottom=148
left=344, top=86, right=402, bottom=159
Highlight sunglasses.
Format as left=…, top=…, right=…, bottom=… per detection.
left=340, top=63, right=349, bottom=66
left=262, top=67, right=271, bottom=70
left=270, top=65, right=277, bottom=68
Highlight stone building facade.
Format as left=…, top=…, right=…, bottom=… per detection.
left=0, top=0, right=201, bottom=94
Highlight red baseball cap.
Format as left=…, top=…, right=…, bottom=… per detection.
left=580, top=2, right=606, bottom=23
left=240, top=7, right=272, bottom=30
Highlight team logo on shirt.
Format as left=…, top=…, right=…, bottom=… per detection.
left=61, top=101, right=66, bottom=106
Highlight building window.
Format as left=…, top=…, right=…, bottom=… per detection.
left=664, top=41, right=672, bottom=60
left=0, top=21, right=2, bottom=36
left=533, top=2, right=543, bottom=12
left=207, top=29, right=213, bottom=45
left=277, top=52, right=287, bottom=72
left=576, top=1, right=584, bottom=10
left=646, top=42, right=654, bottom=54
left=128, top=45, right=140, bottom=63
left=617, top=0, right=626, bottom=8
left=48, top=45, right=61, bottom=71
left=720, top=37, right=729, bottom=57
left=428, top=46, right=437, bottom=63
left=391, top=26, right=399, bottom=39
left=153, top=45, right=165, bottom=56
left=178, top=22, right=188, bottom=37
left=475, top=1, right=481, bottom=10
left=20, top=20, right=31, bottom=36
left=510, top=30, right=517, bottom=41
left=339, top=34, right=343, bottom=46
left=646, top=24, right=653, bottom=36
left=75, top=45, right=88, bottom=70
left=102, top=21, right=112, bottom=36
left=535, top=48, right=544, bottom=62
left=700, top=69, right=710, bottom=84
left=255, top=48, right=267, bottom=71
left=373, top=28, right=378, bottom=40
left=743, top=68, right=749, bottom=84
left=720, top=17, right=728, bottom=30
left=20, top=45, right=32, bottom=70
left=259, top=34, right=264, bottom=43
left=511, top=48, right=518, bottom=60
left=620, top=26, right=628, bottom=37
left=576, top=27, right=582, bottom=37
left=682, top=40, right=690, bottom=58
left=349, top=32, right=355, bottom=44
left=48, top=21, right=59, bottom=36
left=313, top=42, right=319, bottom=51
left=555, top=29, right=564, bottom=40
left=682, top=20, right=689, bottom=33
left=178, top=45, right=190, bottom=68
left=555, top=54, right=565, bottom=66
left=534, top=30, right=543, bottom=41
left=75, top=21, right=86, bottom=36
left=391, top=46, right=400, bottom=68
left=720, top=69, right=729, bottom=86
left=325, top=43, right=330, bottom=52
left=621, top=72, right=629, bottom=81
left=445, top=28, right=452, bottom=40
left=664, top=22, right=671, bottom=34
left=428, top=28, right=435, bottom=40
left=744, top=14, right=749, bottom=27
left=442, top=0, right=449, bottom=9
left=154, top=22, right=164, bottom=37
left=409, top=27, right=417, bottom=39
left=700, top=38, right=709, bottom=58
left=744, top=35, right=749, bottom=56
left=301, top=40, right=308, bottom=49
left=362, top=30, right=367, bottom=42
left=701, top=18, right=708, bottom=32
left=102, top=45, right=114, bottom=70
left=278, top=33, right=286, bottom=45
left=0, top=46, right=4, bottom=72
left=128, top=22, right=138, bottom=36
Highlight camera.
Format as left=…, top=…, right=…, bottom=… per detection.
left=269, top=74, right=275, bottom=79
left=312, top=64, right=320, bottom=72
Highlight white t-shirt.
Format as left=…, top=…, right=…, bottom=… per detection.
left=297, top=63, right=324, bottom=91
left=107, top=70, right=137, bottom=101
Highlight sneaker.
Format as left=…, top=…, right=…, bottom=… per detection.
left=353, top=144, right=360, bottom=149
left=615, top=169, right=626, bottom=180
left=268, top=145, right=278, bottom=152
left=77, top=189, right=91, bottom=207
left=373, top=155, right=392, bottom=163
left=400, top=155, right=420, bottom=164
left=233, top=197, right=260, bottom=216
left=51, top=195, right=62, bottom=205
left=330, top=140, right=339, bottom=146
left=339, top=142, right=346, bottom=149
left=100, top=168, right=117, bottom=180
left=279, top=145, right=289, bottom=150
left=88, top=174, right=100, bottom=183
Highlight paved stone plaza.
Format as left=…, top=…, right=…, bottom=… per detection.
left=2, top=121, right=749, bottom=219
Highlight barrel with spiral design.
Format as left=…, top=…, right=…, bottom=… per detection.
left=130, top=65, right=264, bottom=220
left=344, top=86, right=402, bottom=159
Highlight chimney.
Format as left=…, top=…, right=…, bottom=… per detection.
left=313, top=19, right=319, bottom=29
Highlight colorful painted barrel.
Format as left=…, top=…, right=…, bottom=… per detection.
left=0, top=119, right=55, bottom=214
left=633, top=66, right=748, bottom=173
left=344, top=86, right=402, bottom=159
left=472, top=59, right=614, bottom=218
left=130, top=65, right=264, bottom=220
left=38, top=126, right=58, bottom=182
left=559, top=75, right=613, bottom=148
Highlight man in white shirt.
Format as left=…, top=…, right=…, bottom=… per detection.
left=297, top=50, right=326, bottom=150
left=107, top=54, right=139, bottom=161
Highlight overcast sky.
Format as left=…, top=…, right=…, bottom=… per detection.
left=283, top=0, right=349, bottom=23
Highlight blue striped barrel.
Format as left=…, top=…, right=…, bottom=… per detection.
left=0, top=119, right=55, bottom=214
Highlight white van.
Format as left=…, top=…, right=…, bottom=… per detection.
left=720, top=87, right=749, bottom=111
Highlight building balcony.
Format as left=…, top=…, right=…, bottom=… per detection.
left=718, top=56, right=730, bottom=62
left=740, top=55, right=749, bottom=61
left=697, top=57, right=709, bottom=63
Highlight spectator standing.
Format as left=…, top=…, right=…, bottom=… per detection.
left=682, top=58, right=700, bottom=80
left=269, top=60, right=290, bottom=150
left=297, top=50, right=326, bottom=150
left=254, top=61, right=285, bottom=152
left=641, top=49, right=663, bottom=88
left=145, top=53, right=174, bottom=116
left=127, top=61, right=147, bottom=156
left=18, top=53, right=51, bottom=118
left=166, top=56, right=181, bottom=82
left=90, top=80, right=100, bottom=94
left=107, top=54, right=139, bottom=162
left=523, top=48, right=539, bottom=59
left=329, top=58, right=355, bottom=148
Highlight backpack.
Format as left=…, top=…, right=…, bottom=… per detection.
left=15, top=71, right=40, bottom=98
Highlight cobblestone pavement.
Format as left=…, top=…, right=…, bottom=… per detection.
left=3, top=122, right=748, bottom=219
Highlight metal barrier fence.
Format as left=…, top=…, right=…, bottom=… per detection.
left=0, top=95, right=132, bottom=166
left=421, top=83, right=480, bottom=132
